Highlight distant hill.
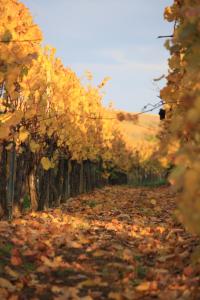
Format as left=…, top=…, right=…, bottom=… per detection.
left=115, top=111, right=160, bottom=157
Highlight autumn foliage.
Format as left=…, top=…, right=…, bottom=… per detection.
left=0, top=0, right=135, bottom=171
left=0, top=186, right=199, bottom=299
left=159, top=0, right=200, bottom=234
left=0, top=1, right=200, bottom=299
left=0, top=0, right=143, bottom=219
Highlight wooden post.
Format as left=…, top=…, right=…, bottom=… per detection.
left=62, top=159, right=69, bottom=202
left=7, top=142, right=16, bottom=220
left=55, top=159, right=64, bottom=206
left=68, top=160, right=72, bottom=197
left=79, top=160, right=84, bottom=194
left=82, top=161, right=86, bottom=193
left=91, top=162, right=95, bottom=190
left=0, top=143, right=7, bottom=217
left=44, top=170, right=50, bottom=210
left=29, top=166, right=38, bottom=211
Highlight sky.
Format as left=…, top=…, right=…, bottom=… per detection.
left=22, top=0, right=174, bottom=113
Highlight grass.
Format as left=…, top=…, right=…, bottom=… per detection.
left=23, top=195, right=31, bottom=210
left=139, top=178, right=167, bottom=187
left=87, top=200, right=97, bottom=208
left=129, top=178, right=167, bottom=188
left=0, top=243, right=13, bottom=255
left=136, top=265, right=148, bottom=279
left=23, top=262, right=36, bottom=272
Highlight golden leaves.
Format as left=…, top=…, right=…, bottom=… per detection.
left=150, top=199, right=157, bottom=206
left=164, top=5, right=177, bottom=22
left=0, top=0, right=138, bottom=172
left=135, top=281, right=157, bottom=292
left=0, top=186, right=198, bottom=299
left=30, top=140, right=40, bottom=153
left=41, top=157, right=54, bottom=171
left=160, top=0, right=200, bottom=235
left=18, top=127, right=29, bottom=142
left=0, top=111, right=23, bottom=140
left=0, top=278, right=16, bottom=292
left=0, top=0, right=42, bottom=101
left=0, top=0, right=158, bottom=179
left=98, top=76, right=111, bottom=89
left=0, top=113, right=13, bottom=124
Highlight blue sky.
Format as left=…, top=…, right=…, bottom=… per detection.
left=22, top=0, right=173, bottom=113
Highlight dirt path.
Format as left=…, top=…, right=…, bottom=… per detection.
left=0, top=186, right=199, bottom=300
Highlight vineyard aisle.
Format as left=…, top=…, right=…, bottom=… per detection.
left=0, top=186, right=199, bottom=300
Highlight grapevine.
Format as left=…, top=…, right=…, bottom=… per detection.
left=160, top=0, right=200, bottom=234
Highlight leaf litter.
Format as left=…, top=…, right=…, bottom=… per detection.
left=0, top=186, right=199, bottom=300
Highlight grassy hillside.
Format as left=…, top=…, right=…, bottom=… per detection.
left=116, top=112, right=160, bottom=159
left=118, top=113, right=159, bottom=141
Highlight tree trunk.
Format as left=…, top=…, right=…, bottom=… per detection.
left=6, top=143, right=16, bottom=220
left=29, top=167, right=38, bottom=211
left=0, top=143, right=7, bottom=217
left=79, top=160, right=84, bottom=194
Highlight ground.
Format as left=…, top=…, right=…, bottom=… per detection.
left=0, top=186, right=200, bottom=300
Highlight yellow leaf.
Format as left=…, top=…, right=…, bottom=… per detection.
left=78, top=278, right=107, bottom=288
left=30, top=140, right=40, bottom=153
left=150, top=199, right=157, bottom=205
left=108, top=292, right=122, bottom=300
left=19, top=129, right=29, bottom=142
left=0, top=278, right=16, bottom=292
left=164, top=6, right=174, bottom=22
left=41, top=157, right=52, bottom=171
left=6, top=143, right=13, bottom=150
left=92, top=250, right=107, bottom=257
left=0, top=113, right=12, bottom=124
left=4, top=266, right=19, bottom=279
left=135, top=281, right=151, bottom=292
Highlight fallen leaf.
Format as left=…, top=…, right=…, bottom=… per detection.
left=78, top=278, right=108, bottom=288
left=135, top=281, right=151, bottom=291
left=8, top=295, right=19, bottom=300
left=0, top=287, right=9, bottom=298
left=0, top=278, right=16, bottom=291
left=183, top=266, right=193, bottom=277
left=4, top=266, right=20, bottom=279
left=92, top=250, right=108, bottom=257
left=11, top=255, right=22, bottom=266
left=150, top=199, right=157, bottom=205
left=108, top=291, right=122, bottom=300
left=157, top=254, right=175, bottom=262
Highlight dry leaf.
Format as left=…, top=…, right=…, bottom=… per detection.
left=0, top=278, right=16, bottom=291
left=11, top=255, right=22, bottom=266
left=135, top=281, right=151, bottom=291
left=4, top=266, right=19, bottom=279
left=108, top=291, right=122, bottom=300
